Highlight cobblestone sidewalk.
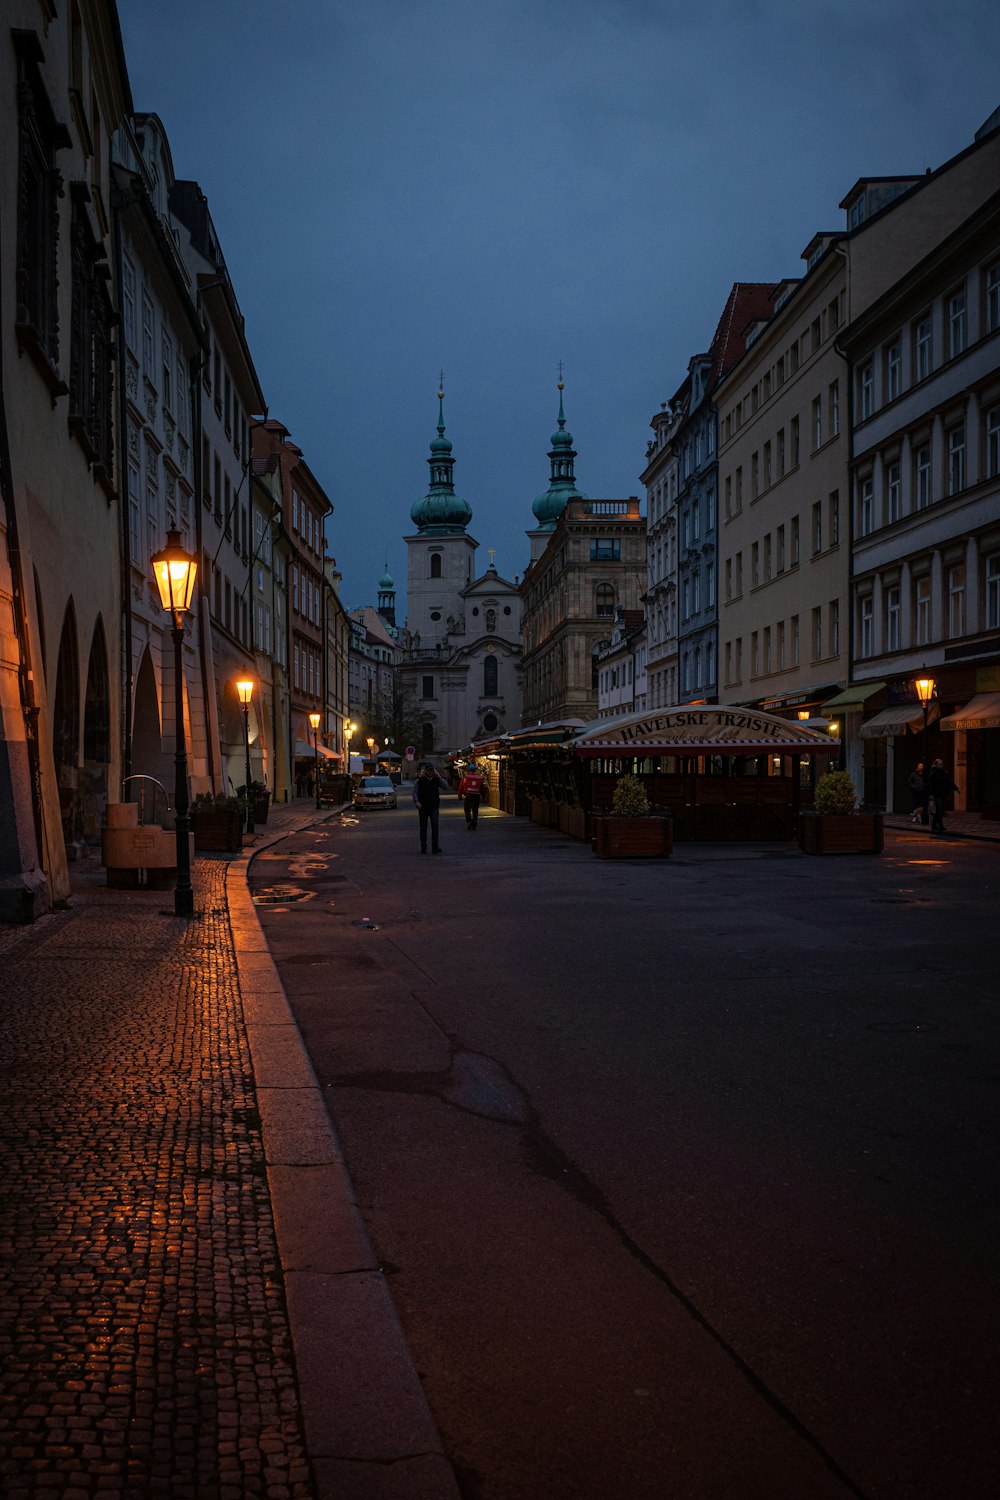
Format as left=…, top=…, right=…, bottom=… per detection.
left=0, top=855, right=314, bottom=1499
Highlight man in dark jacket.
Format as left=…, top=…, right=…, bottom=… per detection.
left=413, top=763, right=448, bottom=853
left=928, top=758, right=958, bottom=834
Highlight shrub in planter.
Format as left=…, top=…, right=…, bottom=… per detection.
left=595, top=775, right=671, bottom=858
left=190, top=792, right=245, bottom=852
left=800, top=770, right=883, bottom=855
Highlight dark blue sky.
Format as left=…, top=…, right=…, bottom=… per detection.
left=118, top=0, right=998, bottom=611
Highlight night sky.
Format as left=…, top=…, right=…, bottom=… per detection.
left=117, top=0, right=998, bottom=610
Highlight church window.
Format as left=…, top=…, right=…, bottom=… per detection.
left=422, top=675, right=434, bottom=699
left=486, top=608, right=496, bottom=631
left=430, top=553, right=442, bottom=578
left=483, top=713, right=498, bottom=733
left=472, top=607, right=479, bottom=617
left=430, top=611, right=441, bottom=621
left=504, top=606, right=512, bottom=615
left=483, top=656, right=498, bottom=696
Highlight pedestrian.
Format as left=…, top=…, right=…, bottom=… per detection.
left=908, top=761, right=929, bottom=824
left=412, top=762, right=448, bottom=854
left=927, top=758, right=958, bottom=834
left=457, top=762, right=485, bottom=830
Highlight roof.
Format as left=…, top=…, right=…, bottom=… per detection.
left=709, top=282, right=780, bottom=385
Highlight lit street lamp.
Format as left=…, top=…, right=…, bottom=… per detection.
left=309, top=711, right=322, bottom=810
left=151, top=528, right=198, bottom=917
left=915, top=671, right=936, bottom=769
left=236, top=678, right=255, bottom=834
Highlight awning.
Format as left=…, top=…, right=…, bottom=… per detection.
left=859, top=703, right=939, bottom=738
left=572, top=705, right=840, bottom=757
left=294, top=738, right=338, bottom=760
left=940, top=692, right=1000, bottom=731
left=822, top=681, right=885, bottom=714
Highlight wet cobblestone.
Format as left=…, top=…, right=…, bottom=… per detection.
left=0, top=856, right=315, bottom=1498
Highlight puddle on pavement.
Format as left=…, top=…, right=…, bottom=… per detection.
left=252, top=885, right=316, bottom=906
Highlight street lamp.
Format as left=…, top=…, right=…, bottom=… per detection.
left=309, top=711, right=321, bottom=810
left=151, top=528, right=198, bottom=917
left=915, top=671, right=936, bottom=769
left=366, top=735, right=376, bottom=764
left=236, top=678, right=255, bottom=834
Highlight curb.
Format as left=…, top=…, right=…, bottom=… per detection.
left=884, top=817, right=1000, bottom=845
left=225, top=811, right=461, bottom=1500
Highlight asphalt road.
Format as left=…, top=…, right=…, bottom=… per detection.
left=249, top=798, right=1000, bottom=1500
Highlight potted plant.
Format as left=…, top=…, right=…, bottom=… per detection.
left=190, top=792, right=245, bottom=853
left=249, top=781, right=271, bottom=825
left=798, top=770, right=884, bottom=855
left=594, top=774, right=672, bottom=859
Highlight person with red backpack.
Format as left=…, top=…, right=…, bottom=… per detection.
left=457, top=763, right=485, bottom=830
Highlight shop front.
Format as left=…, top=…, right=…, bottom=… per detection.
left=940, top=673, right=1000, bottom=820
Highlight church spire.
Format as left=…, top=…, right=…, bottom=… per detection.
left=531, top=366, right=586, bottom=531
left=409, top=375, right=473, bottom=534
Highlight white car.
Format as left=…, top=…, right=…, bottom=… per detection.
left=353, top=775, right=397, bottom=809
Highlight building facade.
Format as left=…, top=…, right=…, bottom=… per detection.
left=640, top=402, right=681, bottom=708
left=1, top=3, right=132, bottom=916
left=595, top=608, right=647, bottom=718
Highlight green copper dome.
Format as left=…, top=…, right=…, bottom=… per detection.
left=378, top=568, right=394, bottom=591
left=532, top=380, right=586, bottom=530
left=410, top=384, right=472, bottom=533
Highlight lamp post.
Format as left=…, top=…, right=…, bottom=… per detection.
left=236, top=678, right=255, bottom=834
left=915, top=671, right=936, bottom=767
left=366, top=735, right=376, bottom=767
left=309, top=711, right=321, bottom=810
left=151, top=528, right=198, bottom=917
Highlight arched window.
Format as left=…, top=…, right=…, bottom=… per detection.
left=430, top=552, right=442, bottom=578
left=483, top=655, right=498, bottom=696
left=83, top=617, right=110, bottom=763
left=595, top=583, right=615, bottom=618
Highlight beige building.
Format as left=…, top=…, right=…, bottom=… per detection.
left=521, top=496, right=646, bottom=726
left=716, top=246, right=855, bottom=722
left=1, top=4, right=131, bottom=917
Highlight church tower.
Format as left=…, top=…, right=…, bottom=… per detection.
left=527, top=373, right=587, bottom=562
left=405, top=380, right=478, bottom=647
left=377, top=566, right=396, bottom=628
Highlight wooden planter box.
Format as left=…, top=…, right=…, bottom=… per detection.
left=594, top=815, right=673, bottom=859
left=798, top=812, right=884, bottom=855
left=191, top=809, right=245, bottom=853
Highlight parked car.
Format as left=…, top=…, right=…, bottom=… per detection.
left=353, top=775, right=398, bottom=809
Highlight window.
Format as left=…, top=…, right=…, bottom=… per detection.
left=725, top=557, right=734, bottom=602
left=948, top=289, right=967, bottom=358
left=595, top=583, right=615, bottom=617
left=986, top=554, right=1000, bottom=630
left=122, top=257, right=136, bottom=350
left=751, top=452, right=759, bottom=499
left=812, top=607, right=822, bottom=660
left=811, top=316, right=822, bottom=352
left=751, top=541, right=759, bottom=587
left=483, top=655, right=498, bottom=696
left=858, top=478, right=873, bottom=537
left=858, top=360, right=874, bottom=420
left=791, top=416, right=799, bottom=467
left=812, top=501, right=823, bottom=554
left=430, top=552, right=442, bottom=577
left=777, top=525, right=785, bottom=573
left=751, top=631, right=759, bottom=677
left=706, top=561, right=715, bottom=606
left=128, top=460, right=140, bottom=561
left=735, top=552, right=743, bottom=596
left=829, top=599, right=840, bottom=657
left=791, top=614, right=800, bottom=666
left=829, top=491, right=840, bottom=546
left=777, top=620, right=786, bottom=668
left=422, top=675, right=435, bottom=700
left=987, top=406, right=1000, bottom=479
left=15, top=40, right=63, bottom=372
left=987, top=263, right=1000, bottom=334
left=735, top=466, right=743, bottom=508
left=885, top=463, right=902, bottom=524
left=591, top=538, right=620, bottom=561
left=141, top=293, right=154, bottom=373
left=812, top=397, right=822, bottom=450
left=69, top=193, right=115, bottom=470
left=914, top=575, right=931, bottom=646
left=829, top=381, right=840, bottom=437
left=947, top=424, right=966, bottom=495
left=763, top=441, right=772, bottom=488
left=914, top=316, right=931, bottom=381
left=762, top=626, right=771, bottom=674
left=885, top=586, right=901, bottom=652
left=692, top=502, right=700, bottom=540
left=791, top=515, right=800, bottom=565
left=859, top=596, right=873, bottom=658
left=948, top=564, right=966, bottom=638
left=915, top=443, right=931, bottom=508
left=764, top=534, right=772, bottom=580
left=885, top=342, right=901, bottom=401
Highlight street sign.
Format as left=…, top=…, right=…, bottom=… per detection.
left=405, top=745, right=415, bottom=759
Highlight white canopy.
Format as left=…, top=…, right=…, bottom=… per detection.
left=859, top=704, right=938, bottom=738
left=572, top=705, right=840, bottom=756
left=940, top=692, right=1000, bottom=731
left=294, top=739, right=338, bottom=760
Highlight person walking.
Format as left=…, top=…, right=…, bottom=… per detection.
left=457, top=763, right=485, bottom=830
left=928, top=758, right=958, bottom=834
left=412, top=762, right=448, bottom=853
left=908, top=761, right=929, bottom=824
